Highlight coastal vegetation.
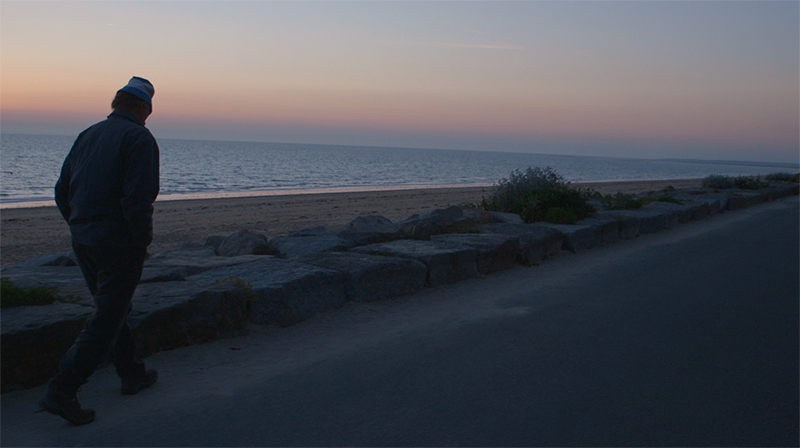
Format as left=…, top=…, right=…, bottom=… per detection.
left=480, top=167, right=595, bottom=224
left=0, top=277, right=78, bottom=308
left=599, top=192, right=683, bottom=211
left=702, top=172, right=798, bottom=190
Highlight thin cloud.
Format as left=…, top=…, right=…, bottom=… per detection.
left=434, top=43, right=524, bottom=50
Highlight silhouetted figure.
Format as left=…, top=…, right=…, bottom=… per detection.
left=40, top=77, right=160, bottom=425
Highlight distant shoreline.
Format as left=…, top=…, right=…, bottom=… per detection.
left=0, top=177, right=707, bottom=210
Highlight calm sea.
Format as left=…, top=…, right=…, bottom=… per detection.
left=1, top=133, right=797, bottom=206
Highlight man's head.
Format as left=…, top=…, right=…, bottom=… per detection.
left=112, top=77, right=155, bottom=124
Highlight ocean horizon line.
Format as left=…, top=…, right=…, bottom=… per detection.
left=2, top=132, right=797, bottom=168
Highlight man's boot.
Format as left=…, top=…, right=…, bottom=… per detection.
left=121, top=369, right=158, bottom=395
left=39, top=386, right=95, bottom=426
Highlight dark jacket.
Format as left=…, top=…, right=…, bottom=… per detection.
left=55, top=110, right=160, bottom=247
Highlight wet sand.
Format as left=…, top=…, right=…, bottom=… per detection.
left=0, top=179, right=701, bottom=269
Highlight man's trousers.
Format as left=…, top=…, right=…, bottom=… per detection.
left=49, top=243, right=148, bottom=394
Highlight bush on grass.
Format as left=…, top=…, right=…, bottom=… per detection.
left=733, top=175, right=769, bottom=190
left=702, top=174, right=735, bottom=189
left=481, top=167, right=595, bottom=224
left=601, top=192, right=644, bottom=210
left=764, top=172, right=799, bottom=183
left=600, top=193, right=684, bottom=211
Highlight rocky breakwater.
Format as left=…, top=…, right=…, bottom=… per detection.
left=2, top=182, right=797, bottom=392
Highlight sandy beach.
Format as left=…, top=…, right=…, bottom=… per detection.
left=0, top=179, right=701, bottom=269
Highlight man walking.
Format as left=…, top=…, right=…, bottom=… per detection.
left=41, top=77, right=160, bottom=425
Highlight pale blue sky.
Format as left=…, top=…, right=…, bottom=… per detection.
left=2, top=1, right=798, bottom=162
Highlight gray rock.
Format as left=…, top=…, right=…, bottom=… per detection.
left=159, top=244, right=217, bottom=259
left=397, top=206, right=482, bottom=240
left=605, top=209, right=669, bottom=234
left=128, top=280, right=250, bottom=357
left=217, top=229, right=273, bottom=257
left=480, top=223, right=562, bottom=265
left=299, top=252, right=427, bottom=302
left=204, top=235, right=225, bottom=253
left=352, top=239, right=478, bottom=287
left=487, top=211, right=525, bottom=224
left=268, top=232, right=351, bottom=259
left=188, top=258, right=347, bottom=327
left=431, top=233, right=519, bottom=274
left=643, top=202, right=691, bottom=224
left=10, top=252, right=77, bottom=269
left=537, top=223, right=597, bottom=253
left=597, top=212, right=640, bottom=240
left=581, top=216, right=621, bottom=246
left=143, top=252, right=266, bottom=279
left=337, top=215, right=402, bottom=246
left=288, top=226, right=328, bottom=237
left=1, top=303, right=94, bottom=392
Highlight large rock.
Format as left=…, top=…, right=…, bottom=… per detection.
left=602, top=209, right=670, bottom=235
left=487, top=211, right=524, bottom=225
left=143, top=247, right=266, bottom=282
left=537, top=223, right=597, bottom=253
left=1, top=303, right=94, bottom=392
left=188, top=258, right=347, bottom=327
left=299, top=252, right=427, bottom=302
left=268, top=226, right=351, bottom=258
left=431, top=233, right=519, bottom=274
left=352, top=239, right=478, bottom=287
left=643, top=202, right=691, bottom=224
left=397, top=206, right=483, bottom=240
left=480, top=223, right=562, bottom=265
left=580, top=216, right=621, bottom=246
left=217, top=229, right=274, bottom=257
left=338, top=215, right=403, bottom=246
left=597, top=212, right=640, bottom=240
left=129, top=280, right=249, bottom=357
left=9, top=252, right=77, bottom=269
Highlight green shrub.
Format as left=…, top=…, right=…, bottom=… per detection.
left=639, top=195, right=684, bottom=206
left=702, top=174, right=734, bottom=189
left=481, top=167, right=595, bottom=223
left=1, top=277, right=61, bottom=308
left=764, top=172, right=798, bottom=183
left=543, top=207, right=577, bottom=224
left=601, top=192, right=644, bottom=210
left=733, top=175, right=769, bottom=190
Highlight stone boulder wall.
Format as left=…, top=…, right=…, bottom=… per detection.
left=431, top=234, right=519, bottom=274
left=480, top=223, right=563, bottom=265
left=217, top=229, right=274, bottom=257
left=3, top=184, right=797, bottom=393
left=188, top=258, right=347, bottom=327
left=299, top=252, right=427, bottom=303
left=129, top=280, right=249, bottom=358
left=1, top=303, right=94, bottom=393
left=352, top=239, right=478, bottom=287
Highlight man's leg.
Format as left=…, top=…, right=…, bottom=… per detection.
left=41, top=244, right=148, bottom=424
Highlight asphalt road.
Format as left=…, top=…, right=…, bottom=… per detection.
left=3, top=197, right=798, bottom=447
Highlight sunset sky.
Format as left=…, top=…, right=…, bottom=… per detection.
left=1, top=1, right=798, bottom=163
